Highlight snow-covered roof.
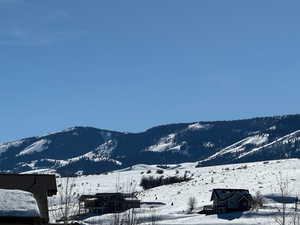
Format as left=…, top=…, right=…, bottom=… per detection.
left=0, top=189, right=40, bottom=217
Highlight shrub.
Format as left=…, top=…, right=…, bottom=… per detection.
left=140, top=175, right=192, bottom=190
left=156, top=169, right=164, bottom=174
left=237, top=165, right=248, bottom=170
left=184, top=170, right=190, bottom=179
left=251, top=191, right=265, bottom=211
left=146, top=170, right=152, bottom=174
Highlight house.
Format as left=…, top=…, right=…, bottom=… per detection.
left=78, top=193, right=141, bottom=215
left=210, top=189, right=253, bottom=214
left=0, top=174, right=57, bottom=225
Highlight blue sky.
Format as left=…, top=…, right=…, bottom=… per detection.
left=1, top=0, right=300, bottom=143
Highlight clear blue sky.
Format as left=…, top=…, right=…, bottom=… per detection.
left=1, top=0, right=300, bottom=143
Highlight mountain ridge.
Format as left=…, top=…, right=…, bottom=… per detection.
left=1, top=114, right=300, bottom=176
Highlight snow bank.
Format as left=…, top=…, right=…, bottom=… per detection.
left=0, top=189, right=40, bottom=217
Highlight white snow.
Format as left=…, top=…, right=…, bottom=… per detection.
left=16, top=160, right=37, bottom=170
left=93, top=140, right=116, bottom=159
left=99, top=131, right=112, bottom=142
left=243, top=134, right=269, bottom=146
left=203, top=142, right=215, bottom=148
left=20, top=168, right=58, bottom=175
left=45, top=127, right=77, bottom=136
left=50, top=158, right=300, bottom=225
left=66, top=140, right=121, bottom=165
left=238, top=130, right=300, bottom=159
left=0, top=189, right=40, bottom=217
left=16, top=139, right=121, bottom=174
left=41, top=140, right=122, bottom=167
left=17, top=139, right=51, bottom=156
left=268, top=125, right=277, bottom=130
left=19, top=158, right=70, bottom=170
left=145, top=134, right=176, bottom=152
left=0, top=140, right=24, bottom=156
left=145, top=134, right=185, bottom=153
left=199, top=134, right=269, bottom=163
left=187, top=123, right=211, bottom=130
left=61, top=127, right=77, bottom=133
left=199, top=131, right=300, bottom=165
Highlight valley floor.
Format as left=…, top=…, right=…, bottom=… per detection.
left=50, top=158, right=300, bottom=225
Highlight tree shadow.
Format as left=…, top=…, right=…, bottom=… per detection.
left=264, top=194, right=298, bottom=204
left=243, top=210, right=296, bottom=218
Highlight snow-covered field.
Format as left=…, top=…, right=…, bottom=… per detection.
left=0, top=189, right=40, bottom=217
left=50, top=159, right=300, bottom=225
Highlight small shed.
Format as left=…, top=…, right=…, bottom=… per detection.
left=78, top=193, right=140, bottom=215
left=210, top=189, right=252, bottom=213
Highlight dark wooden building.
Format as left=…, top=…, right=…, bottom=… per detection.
left=78, top=193, right=140, bottom=215
left=210, top=188, right=253, bottom=213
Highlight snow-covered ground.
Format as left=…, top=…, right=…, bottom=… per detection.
left=50, top=159, right=300, bottom=225
left=0, top=189, right=40, bottom=217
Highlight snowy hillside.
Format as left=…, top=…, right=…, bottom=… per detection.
left=1, top=114, right=300, bottom=175
left=198, top=130, right=300, bottom=167
left=50, top=158, right=300, bottom=225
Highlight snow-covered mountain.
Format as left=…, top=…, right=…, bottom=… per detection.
left=1, top=114, right=300, bottom=176
left=197, top=127, right=300, bottom=167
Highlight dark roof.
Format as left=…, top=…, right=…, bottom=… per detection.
left=211, top=189, right=249, bottom=201
left=212, top=189, right=249, bottom=192
left=79, top=193, right=135, bottom=201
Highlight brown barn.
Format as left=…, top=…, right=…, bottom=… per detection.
left=0, top=174, right=57, bottom=225
left=78, top=193, right=140, bottom=215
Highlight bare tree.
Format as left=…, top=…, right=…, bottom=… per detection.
left=273, top=174, right=289, bottom=225
left=49, top=176, right=78, bottom=224
left=187, top=196, right=197, bottom=213
left=110, top=177, right=141, bottom=225
left=147, top=207, right=159, bottom=225
left=271, top=173, right=300, bottom=225
left=251, top=191, right=265, bottom=211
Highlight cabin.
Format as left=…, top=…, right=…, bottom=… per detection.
left=78, top=193, right=140, bottom=215
left=210, top=189, right=253, bottom=214
left=0, top=174, right=57, bottom=225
